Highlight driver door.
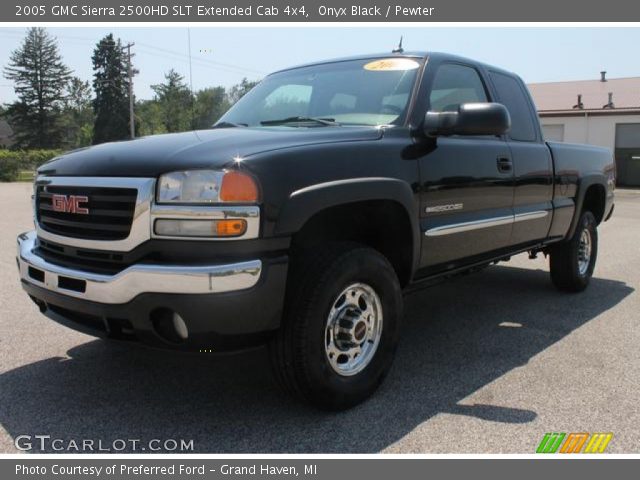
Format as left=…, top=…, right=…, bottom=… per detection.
left=418, top=62, right=515, bottom=272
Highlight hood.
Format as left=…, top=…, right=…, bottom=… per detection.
left=38, top=126, right=383, bottom=177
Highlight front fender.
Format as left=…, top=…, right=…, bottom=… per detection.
left=274, top=177, right=421, bottom=276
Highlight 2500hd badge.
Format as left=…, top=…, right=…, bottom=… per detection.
left=17, top=51, right=614, bottom=410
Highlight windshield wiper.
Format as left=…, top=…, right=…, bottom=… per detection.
left=260, top=116, right=339, bottom=127
left=211, top=121, right=248, bottom=129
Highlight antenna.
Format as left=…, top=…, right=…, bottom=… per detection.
left=392, top=36, right=404, bottom=53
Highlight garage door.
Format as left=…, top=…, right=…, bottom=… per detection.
left=615, top=124, right=640, bottom=186
left=542, top=124, right=565, bottom=142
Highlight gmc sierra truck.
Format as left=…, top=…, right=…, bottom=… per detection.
left=17, top=52, right=615, bottom=410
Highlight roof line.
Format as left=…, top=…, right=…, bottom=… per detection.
left=539, top=108, right=640, bottom=114
left=529, top=76, right=640, bottom=86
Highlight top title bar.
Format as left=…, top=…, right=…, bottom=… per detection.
left=2, top=0, right=640, bottom=22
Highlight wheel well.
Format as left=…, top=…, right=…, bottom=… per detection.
left=582, top=184, right=606, bottom=224
left=290, top=200, right=414, bottom=287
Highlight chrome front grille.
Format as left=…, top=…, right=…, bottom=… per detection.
left=36, top=185, right=138, bottom=240
left=34, top=177, right=156, bottom=252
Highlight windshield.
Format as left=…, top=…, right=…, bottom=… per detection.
left=218, top=57, right=423, bottom=127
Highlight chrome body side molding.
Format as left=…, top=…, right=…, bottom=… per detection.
left=425, top=211, right=549, bottom=237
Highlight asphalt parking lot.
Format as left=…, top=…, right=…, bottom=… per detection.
left=0, top=182, right=638, bottom=453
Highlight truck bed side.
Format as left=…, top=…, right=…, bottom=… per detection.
left=547, top=141, right=615, bottom=240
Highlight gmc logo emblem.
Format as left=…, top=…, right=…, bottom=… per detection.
left=51, top=194, right=90, bottom=214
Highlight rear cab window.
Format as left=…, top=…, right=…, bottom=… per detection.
left=489, top=72, right=538, bottom=142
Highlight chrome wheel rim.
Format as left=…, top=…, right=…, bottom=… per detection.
left=577, top=228, right=592, bottom=276
left=324, top=283, right=383, bottom=377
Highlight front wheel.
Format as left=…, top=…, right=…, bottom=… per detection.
left=549, top=211, right=598, bottom=292
left=269, top=243, right=403, bottom=410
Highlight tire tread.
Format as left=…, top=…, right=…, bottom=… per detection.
left=269, top=242, right=401, bottom=410
left=550, top=211, right=597, bottom=292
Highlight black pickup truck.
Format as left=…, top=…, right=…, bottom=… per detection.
left=17, top=52, right=615, bottom=409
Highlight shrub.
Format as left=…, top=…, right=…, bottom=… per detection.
left=0, top=149, right=63, bottom=182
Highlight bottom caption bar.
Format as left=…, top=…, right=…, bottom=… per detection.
left=2, top=459, right=637, bottom=479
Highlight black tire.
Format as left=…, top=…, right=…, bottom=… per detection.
left=549, top=211, right=598, bottom=292
left=269, top=242, right=403, bottom=410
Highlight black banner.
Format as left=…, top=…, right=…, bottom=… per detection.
left=2, top=0, right=640, bottom=22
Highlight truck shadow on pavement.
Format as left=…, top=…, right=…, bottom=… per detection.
left=0, top=265, right=633, bottom=453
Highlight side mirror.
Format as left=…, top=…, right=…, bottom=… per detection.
left=423, top=102, right=511, bottom=137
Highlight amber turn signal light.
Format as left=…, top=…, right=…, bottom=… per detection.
left=155, top=219, right=247, bottom=238
left=220, top=171, right=259, bottom=203
left=215, top=219, right=247, bottom=237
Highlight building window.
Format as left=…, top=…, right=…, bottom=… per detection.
left=542, top=124, right=565, bottom=142
left=615, top=123, right=640, bottom=187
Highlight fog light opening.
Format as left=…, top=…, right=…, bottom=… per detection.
left=150, top=308, right=189, bottom=344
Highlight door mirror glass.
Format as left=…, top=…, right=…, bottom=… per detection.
left=423, top=102, right=511, bottom=137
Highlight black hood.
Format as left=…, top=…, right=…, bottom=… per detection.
left=38, top=126, right=383, bottom=177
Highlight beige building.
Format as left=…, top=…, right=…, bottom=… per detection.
left=528, top=73, right=640, bottom=186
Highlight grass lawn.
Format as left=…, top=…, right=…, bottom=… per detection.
left=16, top=170, right=34, bottom=182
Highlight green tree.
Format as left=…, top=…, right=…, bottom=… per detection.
left=92, top=34, right=130, bottom=144
left=227, top=78, right=259, bottom=105
left=3, top=27, right=71, bottom=148
left=151, top=69, right=192, bottom=133
left=193, top=87, right=229, bottom=129
left=136, top=99, right=166, bottom=136
left=0, top=105, right=10, bottom=150
left=62, top=77, right=94, bottom=147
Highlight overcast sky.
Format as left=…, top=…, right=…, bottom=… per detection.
left=1, top=27, right=639, bottom=103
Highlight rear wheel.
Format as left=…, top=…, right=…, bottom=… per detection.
left=549, top=211, right=598, bottom=292
left=269, top=242, right=403, bottom=410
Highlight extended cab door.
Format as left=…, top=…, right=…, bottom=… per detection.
left=417, top=62, right=514, bottom=272
left=487, top=71, right=553, bottom=246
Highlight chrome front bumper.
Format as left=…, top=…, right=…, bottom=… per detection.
left=17, top=231, right=262, bottom=304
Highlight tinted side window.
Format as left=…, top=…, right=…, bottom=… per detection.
left=429, top=64, right=488, bottom=112
left=490, top=72, right=537, bottom=142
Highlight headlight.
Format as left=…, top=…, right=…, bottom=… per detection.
left=157, top=170, right=259, bottom=204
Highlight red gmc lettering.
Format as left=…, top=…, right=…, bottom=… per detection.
left=51, top=195, right=89, bottom=214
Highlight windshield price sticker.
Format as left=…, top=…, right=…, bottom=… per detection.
left=364, top=58, right=421, bottom=71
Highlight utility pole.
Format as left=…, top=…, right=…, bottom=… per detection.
left=122, top=43, right=135, bottom=139
left=187, top=28, right=195, bottom=130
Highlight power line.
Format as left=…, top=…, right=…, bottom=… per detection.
left=135, top=46, right=258, bottom=77
left=136, top=41, right=265, bottom=75
left=1, top=30, right=264, bottom=105
left=0, top=31, right=265, bottom=77
left=135, top=45, right=264, bottom=76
